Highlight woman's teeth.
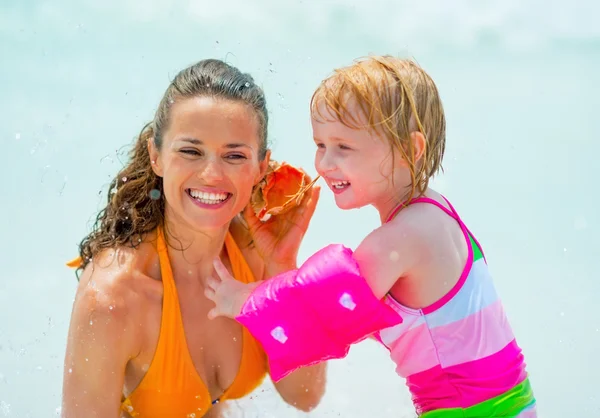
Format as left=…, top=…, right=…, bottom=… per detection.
left=331, top=180, right=350, bottom=189
left=188, top=190, right=229, bottom=204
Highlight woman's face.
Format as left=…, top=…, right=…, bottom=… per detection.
left=150, top=96, right=269, bottom=232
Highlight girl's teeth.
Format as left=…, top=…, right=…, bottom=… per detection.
left=332, top=181, right=349, bottom=189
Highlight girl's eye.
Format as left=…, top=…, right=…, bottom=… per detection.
left=315, top=143, right=325, bottom=149
left=338, top=144, right=351, bottom=150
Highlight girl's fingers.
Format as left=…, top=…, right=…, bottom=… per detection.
left=213, top=257, right=232, bottom=281
left=204, top=287, right=216, bottom=300
left=206, top=276, right=220, bottom=291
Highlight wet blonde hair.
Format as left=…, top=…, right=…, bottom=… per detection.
left=310, top=55, right=446, bottom=203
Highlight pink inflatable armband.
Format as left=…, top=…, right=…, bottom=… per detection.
left=235, top=244, right=403, bottom=381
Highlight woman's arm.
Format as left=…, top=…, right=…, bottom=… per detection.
left=264, top=263, right=327, bottom=412
left=271, top=361, right=327, bottom=412
left=62, top=258, right=142, bottom=418
left=224, top=233, right=328, bottom=412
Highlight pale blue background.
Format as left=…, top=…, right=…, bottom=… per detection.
left=1, top=0, right=598, bottom=416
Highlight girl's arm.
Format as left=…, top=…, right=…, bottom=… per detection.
left=353, top=217, right=422, bottom=299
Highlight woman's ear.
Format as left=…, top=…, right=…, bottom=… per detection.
left=256, top=149, right=271, bottom=184
left=148, top=138, right=164, bottom=177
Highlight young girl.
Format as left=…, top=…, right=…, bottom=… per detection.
left=205, top=56, right=537, bottom=417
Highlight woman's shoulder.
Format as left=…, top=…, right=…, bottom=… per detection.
left=75, top=235, right=163, bottom=321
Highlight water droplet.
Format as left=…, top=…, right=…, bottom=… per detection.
left=0, top=400, right=10, bottom=415
left=149, top=188, right=161, bottom=200
left=126, top=405, right=134, bottom=412
left=339, top=292, right=356, bottom=310
left=233, top=337, right=237, bottom=341
left=122, top=176, right=127, bottom=182
left=36, top=365, right=42, bottom=370
left=100, top=154, right=114, bottom=164
left=563, top=248, right=567, bottom=252
left=389, top=251, right=399, bottom=261
left=560, top=312, right=565, bottom=316
left=85, top=358, right=89, bottom=362
left=271, top=326, right=288, bottom=343
left=68, top=368, right=72, bottom=373
left=244, top=82, right=250, bottom=87
left=15, top=132, right=21, bottom=140
left=109, top=305, right=114, bottom=311
left=187, top=413, right=196, bottom=418
left=89, top=320, right=93, bottom=325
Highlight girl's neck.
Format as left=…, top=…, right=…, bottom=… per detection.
left=375, top=186, right=431, bottom=224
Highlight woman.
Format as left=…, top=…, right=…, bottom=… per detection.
left=62, top=59, right=326, bottom=417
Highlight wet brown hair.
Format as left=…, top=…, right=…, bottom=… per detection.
left=76, top=59, right=269, bottom=276
left=311, top=55, right=446, bottom=203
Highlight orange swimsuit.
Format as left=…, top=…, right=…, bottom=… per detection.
left=67, top=227, right=268, bottom=417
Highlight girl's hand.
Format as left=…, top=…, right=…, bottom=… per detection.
left=205, top=257, right=258, bottom=319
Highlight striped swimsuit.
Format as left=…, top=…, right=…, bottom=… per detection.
left=375, top=196, right=536, bottom=417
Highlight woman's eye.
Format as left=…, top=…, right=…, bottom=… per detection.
left=226, top=154, right=247, bottom=160
left=181, top=149, right=201, bottom=156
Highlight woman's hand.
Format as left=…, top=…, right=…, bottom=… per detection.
left=242, top=182, right=321, bottom=277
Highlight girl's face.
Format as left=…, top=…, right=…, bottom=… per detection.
left=312, top=104, right=411, bottom=220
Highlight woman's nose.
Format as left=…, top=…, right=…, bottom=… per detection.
left=199, top=158, right=224, bottom=182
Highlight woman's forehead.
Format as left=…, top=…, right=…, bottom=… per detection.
left=165, top=97, right=260, bottom=146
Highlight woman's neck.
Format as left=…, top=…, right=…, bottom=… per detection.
left=162, top=213, right=231, bottom=286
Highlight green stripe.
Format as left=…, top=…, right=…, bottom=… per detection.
left=421, top=378, right=535, bottom=417
left=469, top=234, right=483, bottom=262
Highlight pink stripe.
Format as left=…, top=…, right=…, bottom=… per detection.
left=432, top=298, right=514, bottom=367
left=406, top=340, right=527, bottom=411
left=387, top=322, right=440, bottom=377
